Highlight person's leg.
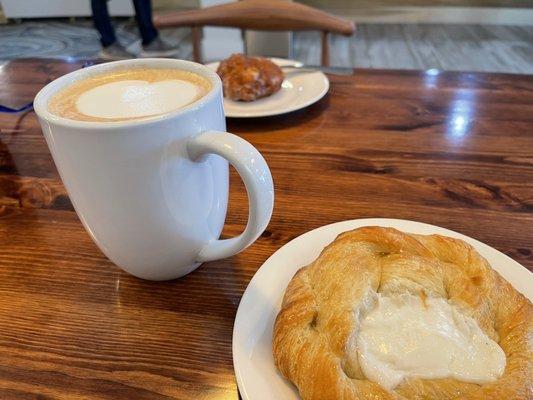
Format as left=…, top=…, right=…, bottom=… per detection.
left=133, top=0, right=178, bottom=57
left=91, top=0, right=117, bottom=47
left=132, top=0, right=158, bottom=45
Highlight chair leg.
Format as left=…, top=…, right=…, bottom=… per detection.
left=321, top=31, right=329, bottom=67
left=242, top=29, right=247, bottom=56
left=192, top=26, right=202, bottom=64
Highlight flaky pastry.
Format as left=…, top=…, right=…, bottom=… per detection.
left=273, top=227, right=532, bottom=400
left=216, top=54, right=284, bottom=101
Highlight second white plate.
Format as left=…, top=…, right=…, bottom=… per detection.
left=205, top=58, right=329, bottom=118
left=233, top=218, right=533, bottom=400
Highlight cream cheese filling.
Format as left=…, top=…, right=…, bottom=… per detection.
left=357, top=293, right=506, bottom=390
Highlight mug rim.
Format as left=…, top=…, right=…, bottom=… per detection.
left=33, top=58, right=223, bottom=130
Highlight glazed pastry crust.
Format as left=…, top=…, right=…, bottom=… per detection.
left=216, top=54, right=284, bottom=101
left=273, top=227, right=532, bottom=400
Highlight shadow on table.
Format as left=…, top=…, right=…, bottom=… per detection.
left=0, top=109, right=32, bottom=209
left=226, top=94, right=330, bottom=134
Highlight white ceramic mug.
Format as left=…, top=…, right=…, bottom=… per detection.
left=34, top=58, right=274, bottom=280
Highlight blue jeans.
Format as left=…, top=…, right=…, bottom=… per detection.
left=91, top=0, right=158, bottom=47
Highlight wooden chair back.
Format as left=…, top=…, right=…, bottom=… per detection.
left=153, top=0, right=355, bottom=66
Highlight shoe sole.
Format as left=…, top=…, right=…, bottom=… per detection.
left=138, top=49, right=180, bottom=58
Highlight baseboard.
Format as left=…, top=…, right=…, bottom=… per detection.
left=324, top=7, right=533, bottom=25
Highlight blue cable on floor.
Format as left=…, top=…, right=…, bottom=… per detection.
left=0, top=103, right=34, bottom=113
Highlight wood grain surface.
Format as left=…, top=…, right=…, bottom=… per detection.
left=0, top=59, right=532, bottom=399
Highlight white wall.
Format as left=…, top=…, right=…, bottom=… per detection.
left=199, top=0, right=243, bottom=62
left=0, top=0, right=134, bottom=18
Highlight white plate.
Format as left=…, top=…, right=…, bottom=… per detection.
left=233, top=218, right=533, bottom=400
left=205, top=58, right=329, bottom=118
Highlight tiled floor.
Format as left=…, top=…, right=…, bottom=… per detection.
left=0, top=20, right=191, bottom=60
left=0, top=19, right=532, bottom=73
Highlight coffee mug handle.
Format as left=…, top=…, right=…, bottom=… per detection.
left=187, top=131, right=274, bottom=262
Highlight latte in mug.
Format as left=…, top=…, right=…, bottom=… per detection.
left=48, top=68, right=211, bottom=122
left=35, top=58, right=274, bottom=280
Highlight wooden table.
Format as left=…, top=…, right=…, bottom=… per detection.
left=0, top=59, right=532, bottom=399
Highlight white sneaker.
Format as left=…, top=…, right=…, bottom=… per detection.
left=140, top=37, right=180, bottom=58
left=98, top=43, right=136, bottom=61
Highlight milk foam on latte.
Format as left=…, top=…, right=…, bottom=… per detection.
left=48, top=68, right=211, bottom=122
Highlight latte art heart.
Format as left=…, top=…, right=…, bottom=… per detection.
left=48, top=68, right=211, bottom=122
left=76, top=80, right=202, bottom=119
